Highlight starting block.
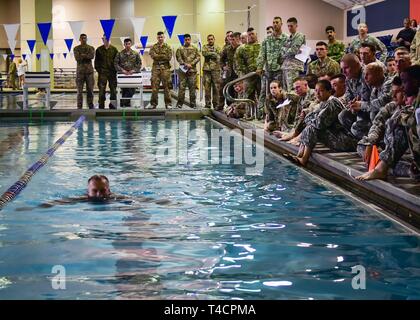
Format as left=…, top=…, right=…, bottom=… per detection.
left=22, top=72, right=51, bottom=110
left=116, top=73, right=143, bottom=108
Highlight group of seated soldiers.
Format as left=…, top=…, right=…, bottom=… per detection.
left=224, top=47, right=420, bottom=182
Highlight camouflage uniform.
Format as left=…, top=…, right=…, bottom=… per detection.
left=150, top=42, right=173, bottom=108
left=328, top=41, right=346, bottom=63
left=94, top=44, right=118, bottom=109
left=265, top=93, right=290, bottom=132
left=288, top=89, right=318, bottom=133
left=410, top=29, right=420, bottom=65
left=256, top=33, right=289, bottom=112
left=307, top=56, right=341, bottom=77
left=300, top=96, right=357, bottom=151
left=234, top=42, right=261, bottom=103
left=349, top=35, right=388, bottom=63
left=176, top=44, right=200, bottom=108
left=220, top=44, right=239, bottom=107
left=74, top=43, right=95, bottom=109
left=338, top=69, right=372, bottom=140
left=8, top=61, right=17, bottom=90
left=360, top=76, right=393, bottom=121
left=202, top=43, right=222, bottom=109
left=114, top=49, right=142, bottom=107
left=282, top=32, right=306, bottom=92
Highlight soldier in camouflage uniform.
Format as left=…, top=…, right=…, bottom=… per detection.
left=114, top=38, right=142, bottom=107
left=150, top=31, right=173, bottom=109
left=256, top=17, right=289, bottom=114
left=287, top=80, right=357, bottom=167
left=234, top=27, right=261, bottom=108
left=202, top=34, right=222, bottom=110
left=282, top=18, right=306, bottom=93
left=338, top=54, right=372, bottom=140
left=74, top=34, right=95, bottom=109
left=264, top=80, right=290, bottom=133
left=326, top=26, right=345, bottom=63
left=95, top=35, right=118, bottom=109
left=357, top=76, right=404, bottom=161
left=410, top=28, right=420, bottom=65
left=220, top=32, right=241, bottom=107
left=357, top=65, right=420, bottom=180
left=307, top=42, right=341, bottom=77
left=349, top=23, right=388, bottom=63
left=176, top=34, right=200, bottom=109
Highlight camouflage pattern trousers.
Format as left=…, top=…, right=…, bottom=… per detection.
left=338, top=109, right=371, bottom=140
left=76, top=72, right=94, bottom=109
left=300, top=125, right=358, bottom=151
left=282, top=69, right=300, bottom=93
left=97, top=72, right=117, bottom=108
left=177, top=71, right=197, bottom=108
left=151, top=66, right=172, bottom=107
left=203, top=70, right=221, bottom=110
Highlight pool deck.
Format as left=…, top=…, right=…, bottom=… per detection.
left=0, top=104, right=419, bottom=231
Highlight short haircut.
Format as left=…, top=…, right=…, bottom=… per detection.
left=88, top=175, right=109, bottom=184
left=226, top=30, right=233, bottom=35
left=330, top=74, right=346, bottom=82
left=366, top=62, right=385, bottom=74
left=247, top=27, right=255, bottom=33
left=317, top=79, right=332, bottom=91
left=341, top=53, right=361, bottom=65
left=392, top=76, right=402, bottom=86
left=184, top=33, right=191, bottom=39
left=386, top=57, right=395, bottom=63
left=403, top=65, right=420, bottom=82
left=294, top=76, right=308, bottom=84
left=232, top=32, right=241, bottom=38
left=207, top=34, right=215, bottom=38
left=360, top=43, right=376, bottom=53
left=266, top=26, right=273, bottom=30
left=287, top=17, right=298, bottom=24
left=124, top=38, right=132, bottom=44
left=325, top=26, right=335, bottom=33
left=358, top=23, right=368, bottom=29
left=273, top=16, right=282, bottom=21
left=157, top=31, right=164, bottom=36
left=395, top=46, right=410, bottom=53
left=270, top=80, right=282, bottom=88
left=316, top=41, right=328, bottom=48
left=80, top=33, right=87, bottom=38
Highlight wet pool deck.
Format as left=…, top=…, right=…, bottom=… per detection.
left=0, top=93, right=419, bottom=231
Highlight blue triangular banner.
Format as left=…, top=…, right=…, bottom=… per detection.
left=64, top=39, right=73, bottom=52
left=10, top=54, right=15, bottom=61
left=100, top=19, right=115, bottom=41
left=22, top=54, right=27, bottom=60
left=27, top=40, right=36, bottom=54
left=140, top=49, right=144, bottom=56
left=140, top=36, right=148, bottom=49
left=162, top=16, right=177, bottom=38
left=37, top=22, right=52, bottom=45
left=177, top=34, right=185, bottom=46
left=36, top=54, right=41, bottom=60
left=50, top=53, right=54, bottom=60
left=63, top=53, right=68, bottom=59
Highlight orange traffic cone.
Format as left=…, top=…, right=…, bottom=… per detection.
left=368, top=145, right=380, bottom=172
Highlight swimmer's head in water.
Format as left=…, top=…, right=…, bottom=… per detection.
left=87, top=175, right=111, bottom=199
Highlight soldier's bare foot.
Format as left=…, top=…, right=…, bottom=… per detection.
left=272, top=131, right=282, bottom=138
left=356, top=169, right=387, bottom=181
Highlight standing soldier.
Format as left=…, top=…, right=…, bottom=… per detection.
left=282, top=17, right=306, bottom=93
left=149, top=31, right=173, bottom=109
left=74, top=34, right=95, bottom=109
left=325, top=26, right=345, bottom=63
left=220, top=32, right=241, bottom=107
left=234, top=27, right=261, bottom=103
left=175, top=34, right=200, bottom=109
left=256, top=17, right=289, bottom=114
left=114, top=38, right=142, bottom=107
left=202, top=34, right=222, bottom=110
left=95, top=34, right=118, bottom=109
left=349, top=23, right=388, bottom=63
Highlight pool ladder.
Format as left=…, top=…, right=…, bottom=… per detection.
left=222, top=72, right=258, bottom=120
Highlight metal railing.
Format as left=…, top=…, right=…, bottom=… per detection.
left=222, top=71, right=258, bottom=119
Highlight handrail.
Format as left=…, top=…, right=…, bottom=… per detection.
left=222, top=71, right=259, bottom=119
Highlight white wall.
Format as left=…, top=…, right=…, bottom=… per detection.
left=225, top=0, right=259, bottom=35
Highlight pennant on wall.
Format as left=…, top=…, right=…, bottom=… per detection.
left=64, top=39, right=73, bottom=52
left=162, top=16, right=177, bottom=38
left=37, top=22, right=52, bottom=45
left=140, top=49, right=144, bottom=56
left=8, top=39, right=17, bottom=53
left=10, top=54, right=15, bottom=61
left=68, top=21, right=84, bottom=40
left=27, top=40, right=36, bottom=54
left=50, top=53, right=54, bottom=60
left=22, top=54, right=27, bottom=60
left=177, top=34, right=185, bottom=46
left=130, top=17, right=146, bottom=39
left=36, top=53, right=41, bottom=60
left=140, top=36, right=148, bottom=49
left=3, top=24, right=20, bottom=41
left=46, top=39, right=54, bottom=53
left=100, top=19, right=115, bottom=41
left=2, top=54, right=7, bottom=61
left=63, top=53, right=68, bottom=59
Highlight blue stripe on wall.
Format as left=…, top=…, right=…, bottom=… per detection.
left=347, top=0, right=410, bottom=37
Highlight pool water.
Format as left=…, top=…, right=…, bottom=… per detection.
left=0, top=119, right=419, bottom=300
